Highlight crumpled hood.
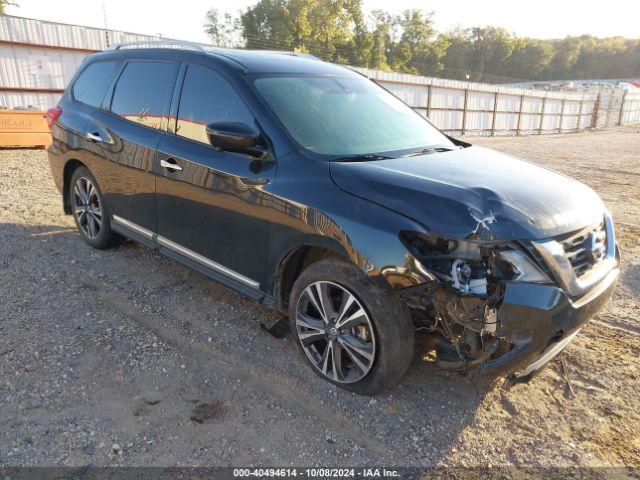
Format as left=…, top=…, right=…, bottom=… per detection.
left=330, top=146, right=604, bottom=241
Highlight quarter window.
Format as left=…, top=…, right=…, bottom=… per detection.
left=176, top=64, right=254, bottom=144
left=111, top=61, right=177, bottom=130
left=72, top=60, right=118, bottom=108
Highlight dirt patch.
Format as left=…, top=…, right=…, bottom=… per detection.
left=191, top=400, right=226, bottom=424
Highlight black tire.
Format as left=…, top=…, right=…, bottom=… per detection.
left=69, top=166, right=115, bottom=250
left=288, top=258, right=414, bottom=395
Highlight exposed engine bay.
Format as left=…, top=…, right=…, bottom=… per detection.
left=399, top=231, right=555, bottom=372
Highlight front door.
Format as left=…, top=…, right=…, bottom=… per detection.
left=155, top=63, right=275, bottom=295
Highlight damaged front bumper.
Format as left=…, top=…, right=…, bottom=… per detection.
left=402, top=211, right=620, bottom=380
left=479, top=265, right=619, bottom=381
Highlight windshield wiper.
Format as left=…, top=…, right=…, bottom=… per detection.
left=333, top=154, right=394, bottom=162
left=402, top=145, right=462, bottom=157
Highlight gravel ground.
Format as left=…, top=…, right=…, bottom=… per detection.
left=0, top=127, right=639, bottom=469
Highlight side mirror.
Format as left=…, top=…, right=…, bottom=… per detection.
left=206, top=122, right=271, bottom=159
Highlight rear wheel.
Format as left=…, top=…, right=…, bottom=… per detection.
left=69, top=166, right=114, bottom=249
left=288, top=259, right=414, bottom=395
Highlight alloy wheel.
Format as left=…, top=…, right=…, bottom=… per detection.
left=73, top=177, right=102, bottom=239
left=295, top=281, right=376, bottom=384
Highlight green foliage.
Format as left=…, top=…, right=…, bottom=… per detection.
left=0, top=0, right=18, bottom=15
left=204, top=8, right=243, bottom=48
left=239, top=0, right=370, bottom=64
left=508, top=39, right=553, bottom=79
left=205, top=0, right=640, bottom=82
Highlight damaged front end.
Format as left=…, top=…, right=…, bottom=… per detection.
left=398, top=212, right=620, bottom=381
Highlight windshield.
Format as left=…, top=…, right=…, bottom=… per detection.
left=252, top=74, right=454, bottom=158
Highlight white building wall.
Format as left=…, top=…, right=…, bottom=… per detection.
left=0, top=43, right=86, bottom=89
left=0, top=14, right=164, bottom=50
left=0, top=14, right=171, bottom=108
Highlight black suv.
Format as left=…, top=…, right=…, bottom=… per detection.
left=47, top=42, right=619, bottom=395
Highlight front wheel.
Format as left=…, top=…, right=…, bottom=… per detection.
left=288, top=259, right=415, bottom=395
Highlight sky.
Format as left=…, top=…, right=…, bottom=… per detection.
left=5, top=0, right=640, bottom=44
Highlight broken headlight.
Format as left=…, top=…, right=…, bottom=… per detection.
left=400, top=232, right=487, bottom=294
left=498, top=249, right=551, bottom=284
left=400, top=232, right=551, bottom=293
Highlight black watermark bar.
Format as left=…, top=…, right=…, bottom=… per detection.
left=1, top=467, right=639, bottom=480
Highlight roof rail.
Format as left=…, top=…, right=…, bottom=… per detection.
left=281, top=51, right=321, bottom=61
left=106, top=40, right=207, bottom=52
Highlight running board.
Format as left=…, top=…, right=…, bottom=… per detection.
left=111, top=215, right=264, bottom=302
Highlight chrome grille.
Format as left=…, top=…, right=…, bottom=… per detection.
left=561, top=218, right=607, bottom=278
left=532, top=213, right=616, bottom=298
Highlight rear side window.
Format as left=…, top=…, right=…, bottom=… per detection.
left=176, top=64, right=254, bottom=144
left=72, top=60, right=118, bottom=108
left=110, top=61, right=177, bottom=130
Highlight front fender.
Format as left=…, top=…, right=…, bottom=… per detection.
left=265, top=165, right=434, bottom=295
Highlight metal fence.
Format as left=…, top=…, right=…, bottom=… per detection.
left=1, top=14, right=639, bottom=136
left=354, top=68, right=639, bottom=136
left=596, top=89, right=640, bottom=127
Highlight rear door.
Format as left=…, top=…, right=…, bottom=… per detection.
left=84, top=59, right=179, bottom=242
left=155, top=63, right=275, bottom=294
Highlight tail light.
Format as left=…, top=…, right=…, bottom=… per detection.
left=46, top=107, right=62, bottom=128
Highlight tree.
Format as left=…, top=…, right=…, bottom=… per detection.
left=204, top=1, right=640, bottom=82
left=368, top=9, right=395, bottom=70
left=240, top=0, right=300, bottom=50
left=466, top=27, right=514, bottom=79
left=204, top=8, right=243, bottom=48
left=572, top=36, right=639, bottom=79
left=506, top=39, right=553, bottom=79
left=440, top=28, right=472, bottom=78
left=439, top=27, right=517, bottom=81
left=348, top=2, right=374, bottom=67
left=547, top=37, right=582, bottom=80
left=0, top=0, right=17, bottom=14
left=396, top=9, right=447, bottom=75
left=240, top=0, right=370, bottom=63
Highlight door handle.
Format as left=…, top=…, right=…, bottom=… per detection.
left=160, top=158, right=183, bottom=172
left=86, top=132, right=104, bottom=143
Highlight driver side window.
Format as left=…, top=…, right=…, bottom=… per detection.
left=176, top=64, right=255, bottom=145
